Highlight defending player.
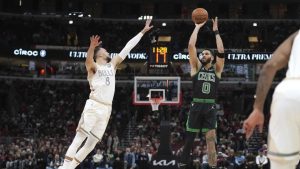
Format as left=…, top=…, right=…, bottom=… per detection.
left=243, top=30, right=300, bottom=169
left=59, top=19, right=153, bottom=169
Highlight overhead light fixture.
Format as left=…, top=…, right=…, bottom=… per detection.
left=158, top=36, right=171, bottom=42
left=69, top=20, right=74, bottom=24
left=248, top=36, right=258, bottom=43
left=68, top=12, right=90, bottom=18
left=253, top=22, right=258, bottom=27
left=138, top=15, right=153, bottom=20
left=162, top=23, right=166, bottom=27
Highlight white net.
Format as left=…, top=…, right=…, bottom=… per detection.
left=150, top=98, right=162, bottom=111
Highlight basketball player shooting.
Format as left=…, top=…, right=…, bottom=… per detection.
left=59, top=19, right=153, bottom=169
left=243, top=30, right=300, bottom=169
left=180, top=16, right=224, bottom=168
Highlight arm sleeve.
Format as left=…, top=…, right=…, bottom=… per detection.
left=119, top=32, right=144, bottom=60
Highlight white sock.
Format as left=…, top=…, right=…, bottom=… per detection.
left=62, top=131, right=87, bottom=168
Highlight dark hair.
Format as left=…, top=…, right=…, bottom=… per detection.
left=203, top=49, right=216, bottom=64
left=93, top=45, right=102, bottom=61
left=203, top=48, right=215, bottom=57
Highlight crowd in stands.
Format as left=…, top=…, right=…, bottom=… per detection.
left=0, top=15, right=299, bottom=53
left=0, top=79, right=130, bottom=169
left=0, top=17, right=297, bottom=167
left=2, top=78, right=299, bottom=169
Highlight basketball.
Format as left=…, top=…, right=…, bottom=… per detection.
left=192, top=8, right=208, bottom=24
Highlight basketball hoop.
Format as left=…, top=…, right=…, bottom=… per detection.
left=150, top=97, right=163, bottom=111
left=133, top=76, right=181, bottom=106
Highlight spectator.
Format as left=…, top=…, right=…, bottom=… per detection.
left=136, top=148, right=149, bottom=169
left=256, top=149, right=268, bottom=169
left=201, top=150, right=209, bottom=169
left=46, top=154, right=63, bottom=169
left=93, top=149, right=104, bottom=169
left=234, top=151, right=246, bottom=169
left=124, top=148, right=135, bottom=169
left=112, top=148, right=124, bottom=169
left=112, top=134, right=120, bottom=151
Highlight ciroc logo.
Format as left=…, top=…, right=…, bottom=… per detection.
left=13, top=48, right=47, bottom=57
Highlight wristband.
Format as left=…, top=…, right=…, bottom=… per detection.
left=214, top=30, right=220, bottom=35
left=217, top=53, right=225, bottom=58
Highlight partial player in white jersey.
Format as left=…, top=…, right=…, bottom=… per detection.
left=243, top=30, right=300, bottom=169
left=59, top=19, right=153, bottom=169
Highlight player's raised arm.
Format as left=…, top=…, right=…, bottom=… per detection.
left=188, top=22, right=206, bottom=76
left=253, top=31, right=297, bottom=112
left=243, top=31, right=298, bottom=139
left=212, top=17, right=225, bottom=77
left=86, top=35, right=101, bottom=73
left=111, top=19, right=153, bottom=68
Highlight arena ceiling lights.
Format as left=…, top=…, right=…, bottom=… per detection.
left=67, top=12, right=91, bottom=24
left=68, top=12, right=91, bottom=18
left=138, top=15, right=153, bottom=20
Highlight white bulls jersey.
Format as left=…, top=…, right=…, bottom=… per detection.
left=286, top=30, right=300, bottom=78
left=88, top=63, right=116, bottom=105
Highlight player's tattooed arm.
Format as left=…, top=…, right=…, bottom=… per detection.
left=206, top=130, right=217, bottom=167
left=208, top=151, right=217, bottom=167
left=253, top=31, right=297, bottom=111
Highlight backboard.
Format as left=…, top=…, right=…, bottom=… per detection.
left=133, top=76, right=181, bottom=105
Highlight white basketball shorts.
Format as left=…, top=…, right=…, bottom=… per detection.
left=268, top=79, right=300, bottom=162
left=76, top=99, right=112, bottom=141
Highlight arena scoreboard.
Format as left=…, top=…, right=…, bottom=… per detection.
left=148, top=46, right=169, bottom=69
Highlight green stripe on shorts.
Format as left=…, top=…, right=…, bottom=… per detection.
left=186, top=115, right=200, bottom=132
left=202, top=128, right=210, bottom=132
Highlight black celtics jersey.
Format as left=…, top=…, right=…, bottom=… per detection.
left=192, top=66, right=220, bottom=100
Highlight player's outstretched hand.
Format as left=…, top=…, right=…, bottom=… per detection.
left=212, top=17, right=218, bottom=31
left=243, top=109, right=264, bottom=140
left=142, top=19, right=154, bottom=34
left=90, top=35, right=102, bottom=48
left=195, top=21, right=206, bottom=29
